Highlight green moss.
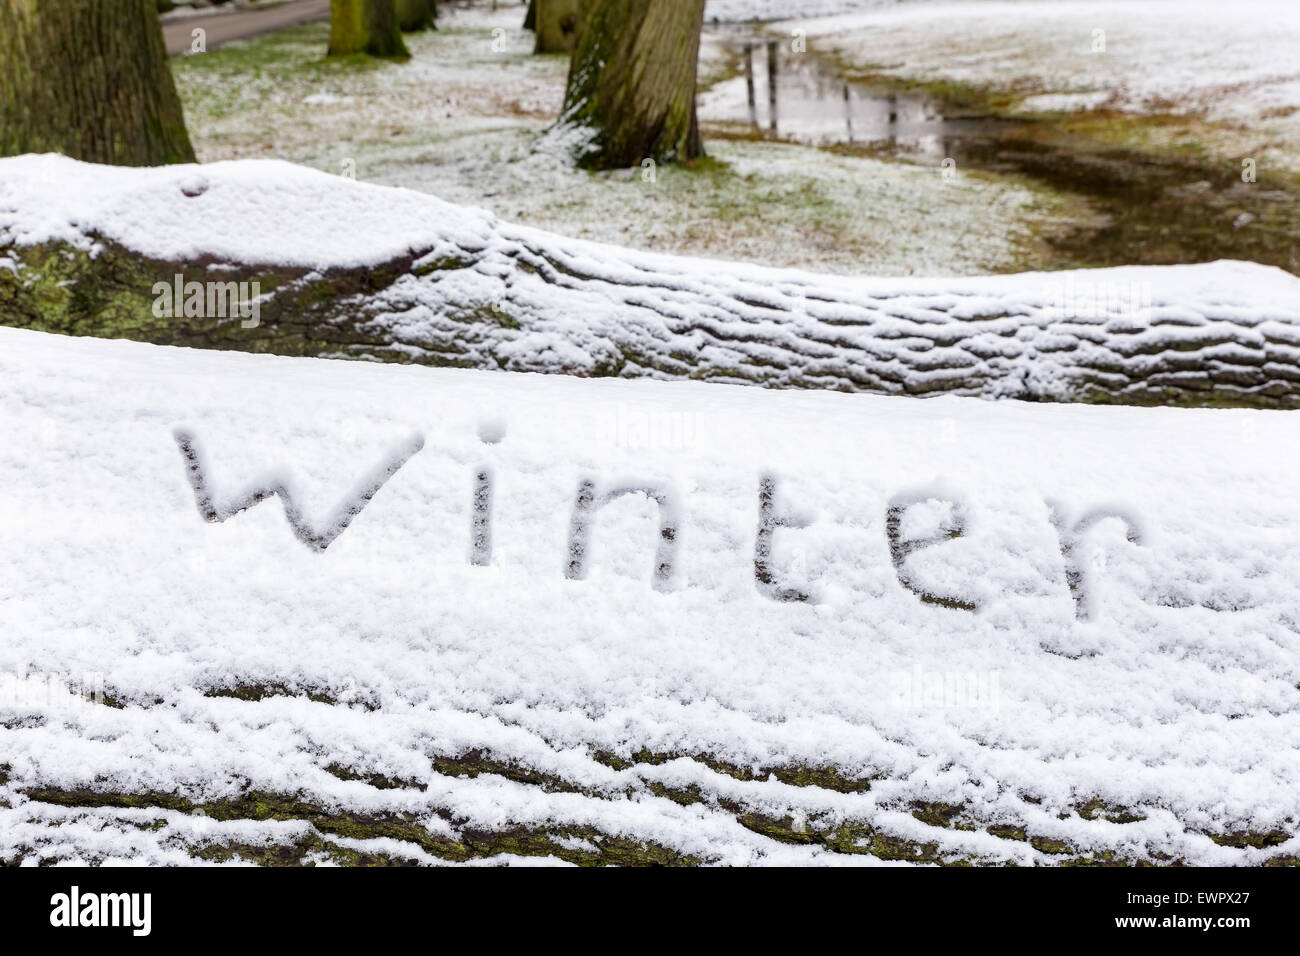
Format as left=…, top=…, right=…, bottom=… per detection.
left=736, top=811, right=821, bottom=846
left=1059, top=850, right=1138, bottom=867
left=1077, top=798, right=1147, bottom=825
left=323, top=764, right=424, bottom=792
left=591, top=748, right=875, bottom=794
left=430, top=750, right=581, bottom=794
left=196, top=833, right=410, bottom=867
left=1208, top=829, right=1290, bottom=849
left=0, top=238, right=420, bottom=360
left=988, top=824, right=1028, bottom=841
left=12, top=769, right=1294, bottom=866
left=205, top=682, right=359, bottom=708
left=646, top=781, right=705, bottom=806
left=17, top=784, right=701, bottom=867
left=911, top=802, right=966, bottom=829
left=1030, top=836, right=1073, bottom=855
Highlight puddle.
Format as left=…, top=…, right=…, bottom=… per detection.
left=700, top=35, right=1010, bottom=158
left=702, top=28, right=1300, bottom=276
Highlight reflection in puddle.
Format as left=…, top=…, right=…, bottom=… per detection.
left=697, top=31, right=1298, bottom=275
left=702, top=37, right=1006, bottom=159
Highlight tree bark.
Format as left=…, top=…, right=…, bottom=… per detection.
left=395, top=0, right=436, bottom=32
left=329, top=0, right=409, bottom=57
left=0, top=0, right=194, bottom=166
left=557, top=0, right=706, bottom=169
left=524, top=0, right=537, bottom=31
left=534, top=0, right=577, bottom=53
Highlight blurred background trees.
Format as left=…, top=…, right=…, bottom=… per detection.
left=396, top=0, right=437, bottom=32
left=533, top=0, right=576, bottom=54
left=328, top=0, right=409, bottom=57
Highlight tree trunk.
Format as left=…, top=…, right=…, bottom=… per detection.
left=557, top=0, right=705, bottom=169
left=395, top=0, right=436, bottom=32
left=524, top=0, right=537, bottom=31
left=0, top=0, right=194, bottom=166
left=329, top=0, right=409, bottom=57
left=534, top=0, right=577, bottom=53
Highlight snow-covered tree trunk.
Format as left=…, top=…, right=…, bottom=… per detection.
left=535, top=0, right=578, bottom=53
left=329, top=0, right=409, bottom=57
left=6, top=157, right=1300, bottom=410
left=557, top=0, right=706, bottom=169
left=0, top=0, right=194, bottom=166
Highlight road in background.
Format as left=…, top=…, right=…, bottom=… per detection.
left=163, top=0, right=331, bottom=56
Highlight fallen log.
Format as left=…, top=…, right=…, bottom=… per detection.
left=3, top=154, right=1300, bottom=408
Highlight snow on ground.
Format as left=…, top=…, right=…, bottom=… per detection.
left=788, top=0, right=1300, bottom=172
left=1, top=325, right=1298, bottom=864
left=169, top=7, right=1089, bottom=276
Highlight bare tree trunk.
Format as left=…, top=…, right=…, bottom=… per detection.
left=395, top=0, right=436, bottom=32
left=0, top=0, right=194, bottom=166
left=557, top=0, right=705, bottom=169
left=534, top=0, right=577, bottom=53
left=329, top=0, right=409, bottom=57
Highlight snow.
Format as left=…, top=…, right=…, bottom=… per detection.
left=0, top=153, right=479, bottom=270
left=723, top=1, right=1300, bottom=182
left=1, top=325, right=1299, bottom=864
left=787, top=1, right=1300, bottom=138
left=1, top=0, right=1295, bottom=868
left=167, top=10, right=1079, bottom=277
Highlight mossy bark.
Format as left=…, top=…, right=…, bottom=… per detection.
left=558, top=0, right=706, bottom=169
left=0, top=0, right=194, bottom=166
left=395, top=0, right=436, bottom=32
left=534, top=0, right=577, bottom=54
left=12, top=736, right=1294, bottom=866
left=328, top=0, right=410, bottom=58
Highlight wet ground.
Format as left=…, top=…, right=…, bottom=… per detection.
left=703, top=31, right=1300, bottom=275
left=704, top=36, right=1014, bottom=156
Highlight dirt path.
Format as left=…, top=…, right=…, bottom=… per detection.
left=163, top=0, right=331, bottom=57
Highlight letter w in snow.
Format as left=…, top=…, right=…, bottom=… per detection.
left=172, top=428, right=424, bottom=552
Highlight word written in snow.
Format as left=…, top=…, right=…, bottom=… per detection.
left=171, top=426, right=1149, bottom=619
